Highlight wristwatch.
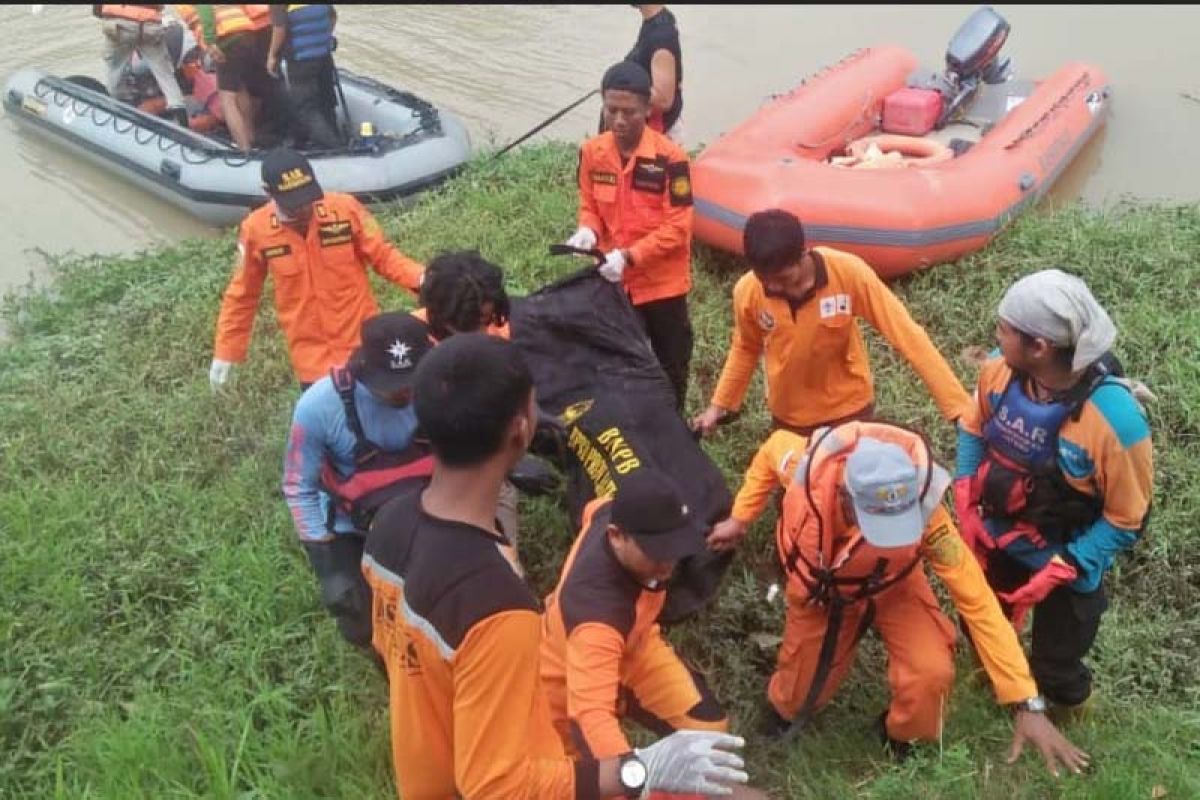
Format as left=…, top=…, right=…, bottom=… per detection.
left=1015, top=695, right=1048, bottom=714
left=618, top=751, right=648, bottom=798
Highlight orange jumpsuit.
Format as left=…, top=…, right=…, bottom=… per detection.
left=541, top=497, right=728, bottom=759
left=770, top=421, right=1038, bottom=742
left=576, top=127, right=694, bottom=306
left=711, top=247, right=971, bottom=431
left=363, top=494, right=592, bottom=799
left=212, top=192, right=424, bottom=384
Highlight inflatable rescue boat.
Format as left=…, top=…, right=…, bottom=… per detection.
left=3, top=67, right=471, bottom=227
left=693, top=7, right=1111, bottom=278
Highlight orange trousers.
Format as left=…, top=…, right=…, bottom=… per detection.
left=555, top=636, right=728, bottom=760
left=768, top=571, right=958, bottom=742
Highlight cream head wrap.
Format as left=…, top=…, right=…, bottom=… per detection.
left=997, top=269, right=1117, bottom=372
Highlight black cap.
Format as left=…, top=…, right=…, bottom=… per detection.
left=348, top=313, right=434, bottom=394
left=610, top=468, right=706, bottom=562
left=601, top=61, right=652, bottom=98
left=261, top=148, right=323, bottom=211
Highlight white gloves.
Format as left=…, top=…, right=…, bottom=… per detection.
left=209, top=358, right=233, bottom=391
left=637, top=730, right=749, bottom=796
left=599, top=249, right=626, bottom=283
left=565, top=226, right=597, bottom=251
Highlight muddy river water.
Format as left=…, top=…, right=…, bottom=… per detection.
left=2, top=4, right=1197, bottom=297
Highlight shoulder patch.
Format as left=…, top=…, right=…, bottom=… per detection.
left=1088, top=381, right=1151, bottom=449
left=924, top=522, right=964, bottom=568
left=666, top=160, right=693, bottom=206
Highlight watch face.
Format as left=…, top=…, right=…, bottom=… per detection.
left=620, top=757, right=648, bottom=789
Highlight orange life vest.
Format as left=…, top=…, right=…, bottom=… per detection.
left=777, top=420, right=944, bottom=607
left=775, top=419, right=947, bottom=726
left=99, top=4, right=163, bottom=23
left=212, top=4, right=270, bottom=38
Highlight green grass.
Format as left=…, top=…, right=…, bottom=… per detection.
left=2, top=142, right=1198, bottom=798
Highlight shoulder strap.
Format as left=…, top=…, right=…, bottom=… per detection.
left=1064, top=351, right=1126, bottom=422
left=330, top=366, right=378, bottom=463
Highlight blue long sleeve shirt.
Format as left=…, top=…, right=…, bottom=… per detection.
left=283, top=375, right=420, bottom=542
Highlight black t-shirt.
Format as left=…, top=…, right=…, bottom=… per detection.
left=625, top=7, right=683, bottom=130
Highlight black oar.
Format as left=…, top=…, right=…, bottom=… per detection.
left=495, top=89, right=598, bottom=158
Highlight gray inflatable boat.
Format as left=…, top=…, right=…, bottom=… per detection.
left=3, top=67, right=471, bottom=226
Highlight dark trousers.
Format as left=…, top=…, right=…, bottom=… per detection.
left=302, top=535, right=373, bottom=649
left=286, top=56, right=341, bottom=149
left=984, top=552, right=1108, bottom=706
left=634, top=294, right=693, bottom=413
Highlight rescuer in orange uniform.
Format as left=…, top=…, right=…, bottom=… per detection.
left=755, top=420, right=1089, bottom=776
left=362, top=334, right=749, bottom=799
left=209, top=148, right=424, bottom=391
left=540, top=467, right=730, bottom=761
left=566, top=61, right=695, bottom=412
left=693, top=209, right=970, bottom=437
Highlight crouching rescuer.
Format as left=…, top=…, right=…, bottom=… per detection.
left=765, top=420, right=1089, bottom=775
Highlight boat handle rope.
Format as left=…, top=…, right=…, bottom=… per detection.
left=1004, top=72, right=1091, bottom=150
left=30, top=70, right=444, bottom=168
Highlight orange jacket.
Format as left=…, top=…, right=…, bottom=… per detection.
left=212, top=192, right=425, bottom=383
left=729, top=429, right=808, bottom=524
left=577, top=127, right=694, bottom=305
left=541, top=497, right=677, bottom=758
left=363, top=496, right=589, bottom=799
left=177, top=4, right=269, bottom=44
left=711, top=247, right=971, bottom=429
left=778, top=420, right=1038, bottom=704
left=99, top=5, right=163, bottom=22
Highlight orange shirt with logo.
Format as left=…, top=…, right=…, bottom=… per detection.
left=213, top=192, right=424, bottom=383
left=576, top=127, right=694, bottom=305
left=711, top=247, right=971, bottom=429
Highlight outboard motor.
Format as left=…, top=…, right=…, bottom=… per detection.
left=935, top=6, right=1013, bottom=126
left=946, top=6, right=1012, bottom=84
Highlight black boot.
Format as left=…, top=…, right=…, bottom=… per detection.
left=757, top=702, right=793, bottom=739
left=874, top=711, right=914, bottom=762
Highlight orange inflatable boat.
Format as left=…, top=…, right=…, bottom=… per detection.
left=693, top=7, right=1111, bottom=279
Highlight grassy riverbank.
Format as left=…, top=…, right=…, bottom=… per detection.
left=2, top=143, right=1198, bottom=799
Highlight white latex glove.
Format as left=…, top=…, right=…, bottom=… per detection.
left=209, top=358, right=233, bottom=391
left=565, top=226, right=597, bottom=251
left=598, top=249, right=626, bottom=283
left=637, top=730, right=749, bottom=797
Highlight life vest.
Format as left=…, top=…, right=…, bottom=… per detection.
left=212, top=4, right=270, bottom=39
left=974, top=355, right=1122, bottom=542
left=318, top=366, right=435, bottom=532
left=285, top=4, right=335, bottom=62
left=99, top=4, right=163, bottom=23
left=775, top=420, right=948, bottom=726
left=778, top=420, right=942, bottom=608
